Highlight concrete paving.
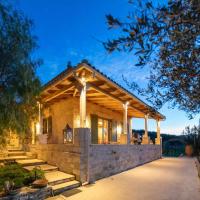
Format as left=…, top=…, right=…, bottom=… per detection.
left=47, top=157, right=200, bottom=200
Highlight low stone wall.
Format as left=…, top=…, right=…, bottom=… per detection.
left=88, top=144, right=161, bottom=182
left=28, top=128, right=90, bottom=183
left=28, top=129, right=162, bottom=183
left=0, top=186, right=52, bottom=200
left=28, top=144, right=82, bottom=181
left=195, top=157, right=200, bottom=177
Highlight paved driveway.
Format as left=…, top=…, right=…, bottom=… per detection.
left=47, top=157, right=200, bottom=200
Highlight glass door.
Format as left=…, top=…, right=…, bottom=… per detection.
left=98, top=118, right=109, bottom=144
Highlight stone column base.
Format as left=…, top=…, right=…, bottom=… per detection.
left=142, top=136, right=149, bottom=144
left=155, top=137, right=161, bottom=145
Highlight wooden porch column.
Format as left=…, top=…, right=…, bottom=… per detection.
left=142, top=114, right=149, bottom=144
left=31, top=122, right=36, bottom=145
left=120, top=102, right=129, bottom=144
left=155, top=119, right=161, bottom=145
left=36, top=102, right=42, bottom=135
left=123, top=102, right=128, bottom=135
left=128, top=117, right=132, bottom=144
left=80, top=81, right=87, bottom=128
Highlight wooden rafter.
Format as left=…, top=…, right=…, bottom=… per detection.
left=88, top=83, right=145, bottom=115
left=43, top=83, right=74, bottom=102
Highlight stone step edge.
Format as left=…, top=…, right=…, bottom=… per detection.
left=7, top=149, right=23, bottom=152
left=51, top=180, right=80, bottom=195
left=17, top=160, right=46, bottom=167
left=47, top=175, right=75, bottom=186
left=24, top=165, right=59, bottom=172
left=7, top=153, right=26, bottom=156
left=0, top=156, right=31, bottom=162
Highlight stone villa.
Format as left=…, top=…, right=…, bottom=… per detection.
left=3, top=60, right=165, bottom=194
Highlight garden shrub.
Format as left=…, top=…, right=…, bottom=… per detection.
left=0, top=164, right=44, bottom=191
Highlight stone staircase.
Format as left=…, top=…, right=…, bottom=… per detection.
left=0, top=149, right=80, bottom=195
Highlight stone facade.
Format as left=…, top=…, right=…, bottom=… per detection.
left=195, top=158, right=200, bottom=178
left=39, top=97, right=129, bottom=145
left=29, top=96, right=162, bottom=184
left=28, top=144, right=82, bottom=181
left=29, top=129, right=161, bottom=183
left=88, top=144, right=161, bottom=182
left=28, top=128, right=91, bottom=183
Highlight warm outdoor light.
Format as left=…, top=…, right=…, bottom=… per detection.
left=36, top=122, right=40, bottom=135
left=75, top=115, right=80, bottom=127
left=117, top=123, right=122, bottom=134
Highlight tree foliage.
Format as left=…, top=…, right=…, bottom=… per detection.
left=0, top=1, right=41, bottom=136
left=183, top=121, right=200, bottom=155
left=104, top=0, right=200, bottom=117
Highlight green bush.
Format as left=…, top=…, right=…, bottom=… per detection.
left=25, top=167, right=45, bottom=184
left=0, top=164, right=44, bottom=191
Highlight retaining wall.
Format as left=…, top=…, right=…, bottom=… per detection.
left=88, top=144, right=161, bottom=182
left=29, top=129, right=161, bottom=183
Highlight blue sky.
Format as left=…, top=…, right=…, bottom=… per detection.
left=16, top=0, right=199, bottom=134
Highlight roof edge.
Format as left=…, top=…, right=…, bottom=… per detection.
left=42, top=60, right=166, bottom=120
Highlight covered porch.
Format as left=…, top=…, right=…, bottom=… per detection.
left=28, top=61, right=165, bottom=183
left=34, top=61, right=165, bottom=146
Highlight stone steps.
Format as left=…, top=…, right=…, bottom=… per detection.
left=17, top=159, right=46, bottom=166
left=7, top=148, right=22, bottom=152
left=24, top=164, right=58, bottom=172
left=45, top=171, right=75, bottom=186
left=0, top=155, right=30, bottom=162
left=51, top=180, right=80, bottom=195
left=7, top=151, right=26, bottom=157
left=3, top=149, right=80, bottom=196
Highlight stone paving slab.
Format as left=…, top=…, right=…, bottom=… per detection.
left=47, top=157, right=200, bottom=200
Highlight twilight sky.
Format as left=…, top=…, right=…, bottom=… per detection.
left=16, top=0, right=199, bottom=134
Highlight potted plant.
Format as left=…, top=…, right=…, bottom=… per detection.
left=30, top=167, right=48, bottom=188
left=32, top=179, right=48, bottom=188
left=185, top=144, right=193, bottom=157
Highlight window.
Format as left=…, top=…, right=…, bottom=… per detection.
left=111, top=121, right=117, bottom=142
left=43, top=119, right=48, bottom=134
left=91, top=114, right=119, bottom=144
left=98, top=118, right=112, bottom=144
left=43, top=116, right=52, bottom=135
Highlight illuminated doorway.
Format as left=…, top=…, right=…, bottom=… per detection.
left=98, top=118, right=109, bottom=144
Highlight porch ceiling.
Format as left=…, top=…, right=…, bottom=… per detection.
left=40, top=63, right=165, bottom=120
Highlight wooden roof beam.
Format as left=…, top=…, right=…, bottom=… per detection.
left=88, top=83, right=145, bottom=114
left=43, top=83, right=74, bottom=102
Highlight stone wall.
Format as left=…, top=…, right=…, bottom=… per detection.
left=195, top=157, right=200, bottom=178
left=29, top=144, right=81, bottom=180
left=28, top=128, right=90, bottom=183
left=41, top=97, right=130, bottom=144
left=42, top=98, right=75, bottom=144
left=88, top=144, right=161, bottom=182
left=29, top=129, right=162, bottom=184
